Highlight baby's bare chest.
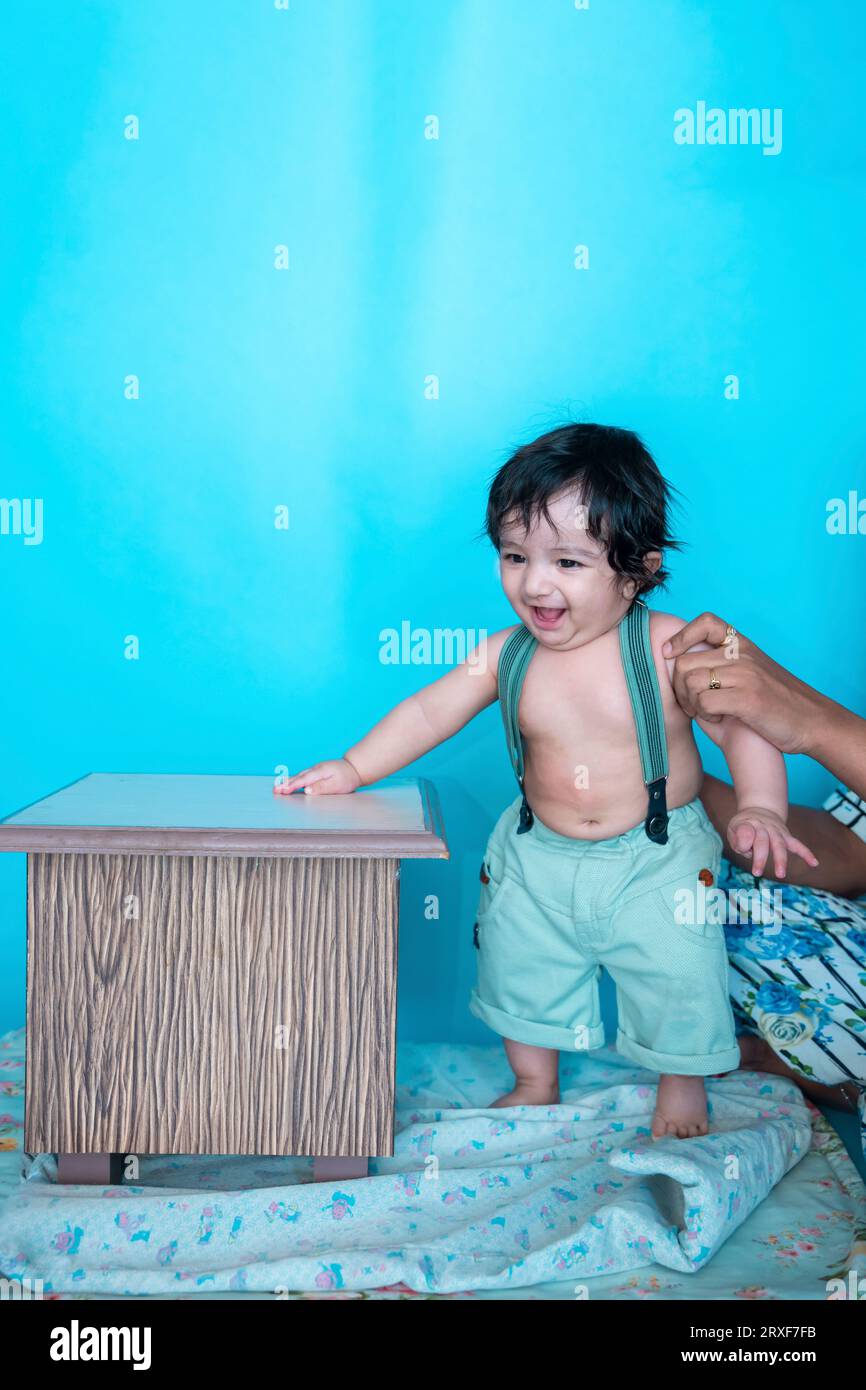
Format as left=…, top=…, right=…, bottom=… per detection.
left=517, top=637, right=671, bottom=754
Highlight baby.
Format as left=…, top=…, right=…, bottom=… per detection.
left=277, top=423, right=817, bottom=1139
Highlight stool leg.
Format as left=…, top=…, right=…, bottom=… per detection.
left=312, top=1156, right=369, bottom=1183
left=57, top=1153, right=125, bottom=1185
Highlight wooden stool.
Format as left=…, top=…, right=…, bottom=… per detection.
left=0, top=773, right=448, bottom=1184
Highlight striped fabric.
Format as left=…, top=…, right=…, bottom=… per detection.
left=617, top=599, right=669, bottom=784
left=496, top=623, right=537, bottom=786
left=823, top=784, right=866, bottom=844
left=720, top=792, right=866, bottom=1163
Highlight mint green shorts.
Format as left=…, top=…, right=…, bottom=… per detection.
left=469, top=794, right=740, bottom=1076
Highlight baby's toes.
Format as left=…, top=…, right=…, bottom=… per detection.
left=651, top=1112, right=675, bottom=1140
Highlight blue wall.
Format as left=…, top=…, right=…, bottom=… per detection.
left=2, top=1, right=864, bottom=1040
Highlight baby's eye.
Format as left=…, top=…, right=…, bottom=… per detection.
left=501, top=552, right=525, bottom=564
left=558, top=559, right=583, bottom=569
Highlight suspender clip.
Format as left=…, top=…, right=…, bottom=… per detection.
left=645, top=777, right=668, bottom=844
left=517, top=792, right=534, bottom=834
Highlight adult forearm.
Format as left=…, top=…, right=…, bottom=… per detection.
left=343, top=694, right=439, bottom=786
left=805, top=697, right=866, bottom=801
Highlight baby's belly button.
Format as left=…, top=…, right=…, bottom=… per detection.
left=534, top=790, right=641, bottom=825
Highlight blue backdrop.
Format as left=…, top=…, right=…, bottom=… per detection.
left=2, top=1, right=864, bottom=1040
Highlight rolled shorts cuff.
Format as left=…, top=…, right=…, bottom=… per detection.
left=469, top=990, right=606, bottom=1052
left=616, top=1027, right=741, bottom=1077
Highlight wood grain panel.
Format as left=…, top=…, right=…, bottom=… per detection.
left=25, top=852, right=399, bottom=1157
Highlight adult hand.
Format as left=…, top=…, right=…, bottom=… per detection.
left=661, top=612, right=822, bottom=756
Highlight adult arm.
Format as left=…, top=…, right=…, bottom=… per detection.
left=662, top=612, right=866, bottom=799
left=807, top=704, right=866, bottom=803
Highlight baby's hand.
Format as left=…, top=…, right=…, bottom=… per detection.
left=726, top=806, right=819, bottom=878
left=273, top=758, right=362, bottom=796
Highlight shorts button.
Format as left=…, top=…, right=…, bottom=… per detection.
left=648, top=814, right=666, bottom=835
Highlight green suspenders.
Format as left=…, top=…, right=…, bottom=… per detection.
left=618, top=599, right=670, bottom=842
left=497, top=598, right=670, bottom=843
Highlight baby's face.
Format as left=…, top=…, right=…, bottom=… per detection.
left=497, top=490, right=648, bottom=650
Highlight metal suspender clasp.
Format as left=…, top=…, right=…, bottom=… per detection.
left=517, top=792, right=534, bottom=833
left=645, top=777, right=668, bottom=844
left=516, top=777, right=534, bottom=834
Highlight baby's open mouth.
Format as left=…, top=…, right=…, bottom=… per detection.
left=531, top=606, right=566, bottom=625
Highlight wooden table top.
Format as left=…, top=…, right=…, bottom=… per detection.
left=0, top=773, right=449, bottom=858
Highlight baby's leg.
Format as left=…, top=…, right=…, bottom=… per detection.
left=490, top=1037, right=560, bottom=1108
left=652, top=1075, right=708, bottom=1139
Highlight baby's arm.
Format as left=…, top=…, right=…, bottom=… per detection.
left=695, top=713, right=817, bottom=876
left=276, top=629, right=508, bottom=795
left=344, top=635, right=500, bottom=784
left=659, top=615, right=817, bottom=876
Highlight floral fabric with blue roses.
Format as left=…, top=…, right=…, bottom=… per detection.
left=719, top=783, right=866, bottom=1160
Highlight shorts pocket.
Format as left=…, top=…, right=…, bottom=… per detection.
left=473, top=848, right=511, bottom=952
left=476, top=850, right=509, bottom=920
left=653, top=871, right=728, bottom=950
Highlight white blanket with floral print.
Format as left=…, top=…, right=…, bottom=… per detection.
left=0, top=1033, right=815, bottom=1296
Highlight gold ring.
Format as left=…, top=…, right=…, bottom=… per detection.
left=708, top=669, right=721, bottom=690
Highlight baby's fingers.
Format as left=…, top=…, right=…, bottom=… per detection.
left=302, top=772, right=339, bottom=795
left=765, top=825, right=789, bottom=880
left=782, top=830, right=820, bottom=870
left=728, top=819, right=756, bottom=858
left=273, top=766, right=322, bottom=795
left=747, top=824, right=771, bottom=876
left=729, top=820, right=771, bottom=875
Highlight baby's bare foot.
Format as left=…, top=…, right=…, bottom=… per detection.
left=490, top=1081, right=560, bottom=1108
left=651, top=1074, right=708, bottom=1139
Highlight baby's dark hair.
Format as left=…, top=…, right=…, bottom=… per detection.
left=479, top=422, right=685, bottom=600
